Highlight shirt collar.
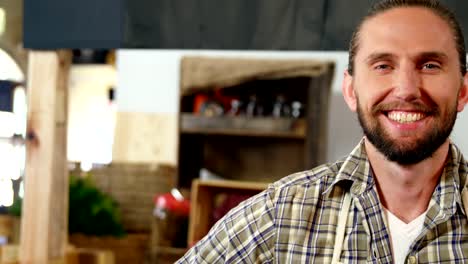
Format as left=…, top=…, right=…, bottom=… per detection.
left=439, top=142, right=467, bottom=216
left=323, top=138, right=374, bottom=197
left=323, top=138, right=467, bottom=216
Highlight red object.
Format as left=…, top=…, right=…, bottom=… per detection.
left=193, top=94, right=210, bottom=114
left=192, top=89, right=239, bottom=114
left=154, top=193, right=190, bottom=217
left=213, top=88, right=239, bottom=111
left=212, top=194, right=251, bottom=223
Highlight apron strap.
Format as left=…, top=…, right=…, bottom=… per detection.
left=462, top=187, right=468, bottom=218
left=331, top=191, right=352, bottom=264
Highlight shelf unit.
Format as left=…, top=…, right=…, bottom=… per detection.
left=177, top=76, right=333, bottom=187
left=176, top=56, right=334, bottom=244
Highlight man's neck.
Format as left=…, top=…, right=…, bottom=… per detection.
left=364, top=139, right=450, bottom=223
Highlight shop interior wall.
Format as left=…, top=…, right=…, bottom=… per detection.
left=68, top=65, right=116, bottom=165
left=115, top=50, right=468, bottom=164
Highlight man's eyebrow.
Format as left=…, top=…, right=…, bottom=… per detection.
left=365, top=53, right=395, bottom=64
left=364, top=51, right=450, bottom=64
left=416, top=51, right=449, bottom=62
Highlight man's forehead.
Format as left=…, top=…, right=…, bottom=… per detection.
left=356, top=6, right=457, bottom=59
left=361, top=6, right=446, bottom=29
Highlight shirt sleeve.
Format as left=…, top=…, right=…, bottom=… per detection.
left=176, top=187, right=277, bottom=263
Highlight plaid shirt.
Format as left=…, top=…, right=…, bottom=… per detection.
left=177, top=140, right=468, bottom=263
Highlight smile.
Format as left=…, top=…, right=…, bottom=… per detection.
left=387, top=111, right=425, bottom=124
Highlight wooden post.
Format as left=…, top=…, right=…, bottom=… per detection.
left=20, top=50, right=71, bottom=264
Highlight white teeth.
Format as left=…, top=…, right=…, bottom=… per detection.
left=388, top=112, right=424, bottom=123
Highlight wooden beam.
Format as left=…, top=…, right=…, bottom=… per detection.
left=20, top=50, right=71, bottom=264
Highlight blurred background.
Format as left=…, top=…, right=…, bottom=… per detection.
left=0, top=0, right=467, bottom=263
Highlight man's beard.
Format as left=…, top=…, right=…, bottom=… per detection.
left=356, top=98, right=457, bottom=165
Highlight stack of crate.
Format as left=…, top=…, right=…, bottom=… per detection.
left=89, top=163, right=176, bottom=232
left=69, top=163, right=177, bottom=264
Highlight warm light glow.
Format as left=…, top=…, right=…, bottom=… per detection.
left=0, top=143, right=19, bottom=180
left=67, top=65, right=117, bottom=164
left=0, top=49, right=24, bottom=82
left=10, top=145, right=24, bottom=180
left=80, top=161, right=93, bottom=172
left=19, top=181, right=23, bottom=198
left=0, top=9, right=5, bottom=37
left=0, top=48, right=25, bottom=207
left=13, top=86, right=26, bottom=135
left=0, top=111, right=15, bottom=137
left=0, top=179, right=13, bottom=206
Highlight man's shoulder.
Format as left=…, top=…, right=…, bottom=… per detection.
left=449, top=143, right=468, bottom=187
left=264, top=158, right=347, bottom=200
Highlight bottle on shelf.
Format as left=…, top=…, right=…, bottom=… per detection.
left=272, top=94, right=291, bottom=118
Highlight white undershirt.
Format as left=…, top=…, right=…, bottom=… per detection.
left=383, top=208, right=427, bottom=264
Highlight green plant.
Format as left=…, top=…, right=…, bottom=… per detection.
left=8, top=198, right=22, bottom=217
left=9, top=174, right=126, bottom=237
left=68, top=174, right=125, bottom=237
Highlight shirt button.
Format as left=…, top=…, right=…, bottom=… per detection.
left=407, top=255, right=417, bottom=264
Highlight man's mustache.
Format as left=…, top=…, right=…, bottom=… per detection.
left=371, top=101, right=438, bottom=115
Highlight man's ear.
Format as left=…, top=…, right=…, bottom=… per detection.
left=457, top=73, right=468, bottom=112
left=342, top=70, right=357, bottom=112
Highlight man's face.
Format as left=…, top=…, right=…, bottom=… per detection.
left=342, top=7, right=468, bottom=165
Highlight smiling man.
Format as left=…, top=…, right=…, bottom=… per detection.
left=177, top=1, right=468, bottom=263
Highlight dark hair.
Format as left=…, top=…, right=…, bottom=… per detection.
left=348, top=0, right=466, bottom=76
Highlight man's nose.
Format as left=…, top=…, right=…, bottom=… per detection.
left=394, top=66, right=422, bottom=101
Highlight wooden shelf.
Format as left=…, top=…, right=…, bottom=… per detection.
left=180, top=114, right=306, bottom=139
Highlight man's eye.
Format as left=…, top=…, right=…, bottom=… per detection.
left=422, top=63, right=441, bottom=70
left=374, top=64, right=392, bottom=70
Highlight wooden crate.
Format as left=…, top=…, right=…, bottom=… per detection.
left=69, top=233, right=149, bottom=264
left=188, top=179, right=268, bottom=246
left=88, top=163, right=176, bottom=232
left=67, top=248, right=115, bottom=264
left=0, top=216, right=20, bottom=244
left=0, top=244, right=114, bottom=264
left=146, top=246, right=188, bottom=264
